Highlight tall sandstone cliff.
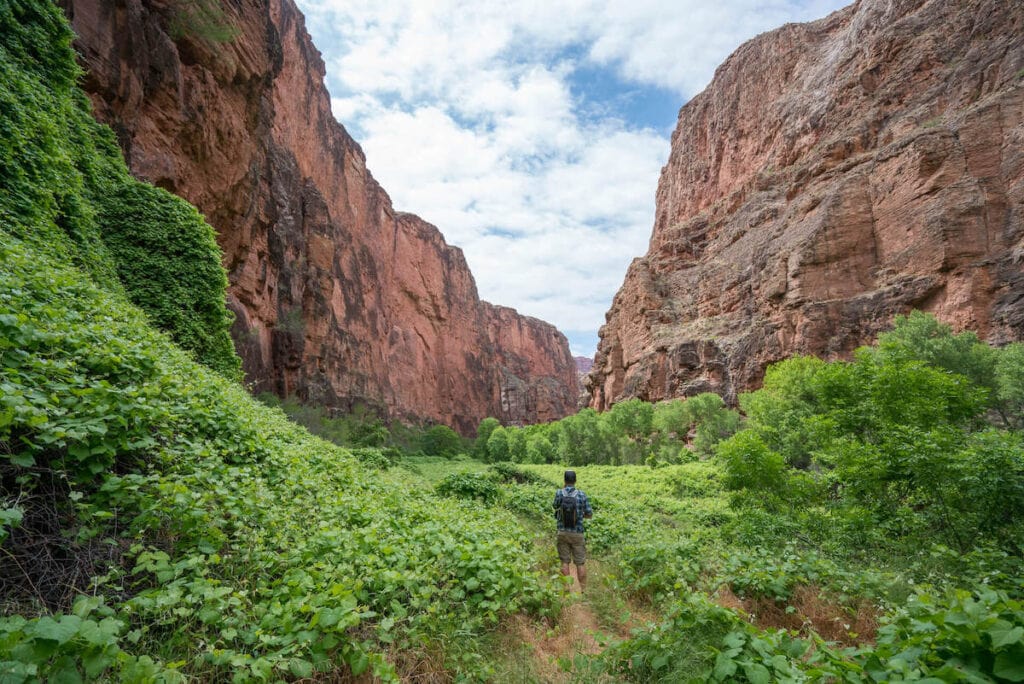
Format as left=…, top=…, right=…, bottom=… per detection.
left=60, top=0, right=578, bottom=432
left=588, top=0, right=1024, bottom=409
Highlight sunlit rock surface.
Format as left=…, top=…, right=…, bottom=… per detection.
left=61, top=0, right=579, bottom=433
left=588, top=0, right=1024, bottom=409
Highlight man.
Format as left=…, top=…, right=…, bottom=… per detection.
left=553, top=469, right=594, bottom=591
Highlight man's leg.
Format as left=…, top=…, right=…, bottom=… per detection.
left=557, top=533, right=573, bottom=585
left=576, top=563, right=587, bottom=591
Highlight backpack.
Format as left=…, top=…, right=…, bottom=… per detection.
left=559, top=488, right=579, bottom=529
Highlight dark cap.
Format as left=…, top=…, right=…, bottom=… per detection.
left=564, top=470, right=576, bottom=484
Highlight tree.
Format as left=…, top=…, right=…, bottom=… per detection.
left=474, top=417, right=501, bottom=460
left=486, top=426, right=511, bottom=462
left=606, top=398, right=654, bottom=442
left=507, top=428, right=528, bottom=463
left=876, top=310, right=998, bottom=393
left=526, top=434, right=554, bottom=464
left=717, top=431, right=788, bottom=499
left=653, top=399, right=689, bottom=439
left=995, top=342, right=1024, bottom=429
left=421, top=424, right=464, bottom=458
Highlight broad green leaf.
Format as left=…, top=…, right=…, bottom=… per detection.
left=723, top=631, right=745, bottom=649
left=82, top=649, right=114, bottom=678
left=48, top=656, right=83, bottom=684
left=289, top=658, right=313, bottom=678
left=988, top=621, right=1024, bottom=650
left=713, top=652, right=738, bottom=680
left=995, top=649, right=1024, bottom=682
left=743, top=662, right=772, bottom=684
left=32, top=615, right=81, bottom=644
left=349, top=651, right=369, bottom=677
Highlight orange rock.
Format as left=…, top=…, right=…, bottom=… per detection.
left=588, top=0, right=1024, bottom=409
left=61, top=0, right=578, bottom=433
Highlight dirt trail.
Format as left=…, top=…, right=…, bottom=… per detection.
left=511, top=569, right=656, bottom=683
left=511, top=595, right=604, bottom=683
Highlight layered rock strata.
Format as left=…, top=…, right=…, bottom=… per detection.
left=588, top=0, right=1024, bottom=409
left=61, top=0, right=578, bottom=432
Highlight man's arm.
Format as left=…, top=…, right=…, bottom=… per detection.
left=583, top=493, right=593, bottom=519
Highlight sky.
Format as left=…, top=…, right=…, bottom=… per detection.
left=293, top=0, right=850, bottom=358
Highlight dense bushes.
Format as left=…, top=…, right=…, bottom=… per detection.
left=97, top=183, right=240, bottom=379
left=0, top=5, right=558, bottom=679
left=474, top=396, right=740, bottom=466
left=0, top=224, right=559, bottom=681
left=0, top=0, right=239, bottom=378
left=719, top=314, right=1024, bottom=554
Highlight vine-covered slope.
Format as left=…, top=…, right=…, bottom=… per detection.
left=0, top=3, right=555, bottom=680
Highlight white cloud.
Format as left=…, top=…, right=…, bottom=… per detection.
left=296, top=0, right=850, bottom=356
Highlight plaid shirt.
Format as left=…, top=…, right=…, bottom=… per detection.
left=553, top=486, right=593, bottom=533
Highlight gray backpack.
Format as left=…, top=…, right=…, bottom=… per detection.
left=559, top=488, right=579, bottom=528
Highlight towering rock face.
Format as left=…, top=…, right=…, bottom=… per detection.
left=483, top=303, right=579, bottom=425
left=588, top=0, right=1024, bottom=409
left=61, top=0, right=578, bottom=433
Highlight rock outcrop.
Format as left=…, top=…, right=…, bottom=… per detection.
left=588, top=0, right=1024, bottom=409
left=61, top=0, right=578, bottom=433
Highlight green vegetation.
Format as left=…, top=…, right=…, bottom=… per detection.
left=0, top=4, right=554, bottom=680
left=0, top=0, right=239, bottom=379
left=2, top=1, right=1022, bottom=681
left=471, top=395, right=741, bottom=467
left=98, top=183, right=241, bottom=379
left=0, top=112, right=555, bottom=684
left=168, top=0, right=238, bottom=44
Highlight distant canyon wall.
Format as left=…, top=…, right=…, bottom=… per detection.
left=588, top=0, right=1024, bottom=409
left=61, top=0, right=578, bottom=432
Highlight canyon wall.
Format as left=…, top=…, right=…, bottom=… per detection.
left=61, top=0, right=578, bottom=433
left=588, top=0, right=1024, bottom=409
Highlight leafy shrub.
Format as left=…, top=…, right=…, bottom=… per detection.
left=267, top=397, right=390, bottom=448
left=435, top=472, right=502, bottom=503
left=715, top=545, right=848, bottom=602
left=500, top=484, right=553, bottom=520
left=860, top=588, right=1024, bottom=682
left=421, top=424, right=466, bottom=458
left=996, top=343, right=1024, bottom=429
left=876, top=310, right=998, bottom=395
left=614, top=538, right=704, bottom=601
left=717, top=432, right=788, bottom=500
left=97, top=183, right=240, bottom=379
left=473, top=416, right=500, bottom=459
left=349, top=447, right=400, bottom=470
left=0, top=0, right=241, bottom=379
left=489, top=461, right=557, bottom=486
left=486, top=425, right=511, bottom=462
left=603, top=593, right=846, bottom=682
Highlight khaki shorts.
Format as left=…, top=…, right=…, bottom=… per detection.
left=557, top=531, right=586, bottom=565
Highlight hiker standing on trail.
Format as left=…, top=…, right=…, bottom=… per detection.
left=553, top=469, right=593, bottom=591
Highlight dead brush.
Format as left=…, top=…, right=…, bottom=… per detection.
left=714, top=583, right=878, bottom=646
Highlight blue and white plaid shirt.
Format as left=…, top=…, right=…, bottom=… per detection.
left=553, top=486, right=593, bottom=533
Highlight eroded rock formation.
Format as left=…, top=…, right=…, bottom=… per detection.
left=588, top=0, right=1024, bottom=409
left=61, top=0, right=578, bottom=433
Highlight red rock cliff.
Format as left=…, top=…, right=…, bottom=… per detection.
left=482, top=303, right=578, bottom=426
left=588, top=0, right=1024, bottom=409
left=61, top=0, right=578, bottom=433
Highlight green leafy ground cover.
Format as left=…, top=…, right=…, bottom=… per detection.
left=2, top=1, right=1023, bottom=681
left=0, top=3, right=558, bottom=680
left=422, top=312, right=1024, bottom=682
